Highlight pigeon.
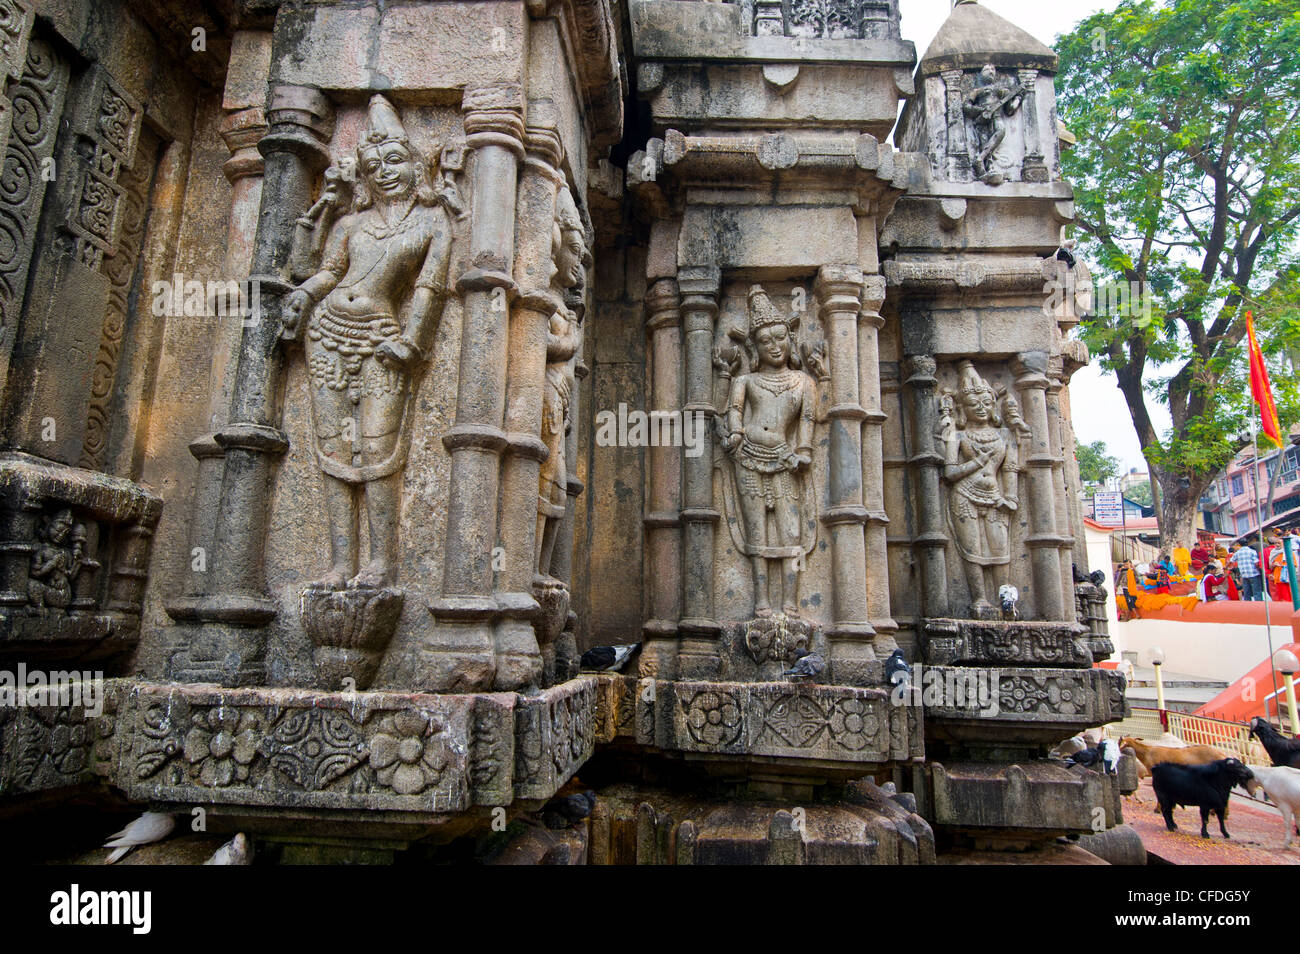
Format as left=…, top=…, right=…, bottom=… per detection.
left=1089, top=569, right=1107, bottom=588
left=1072, top=563, right=1088, bottom=583
left=104, top=812, right=176, bottom=864
left=1052, top=734, right=1087, bottom=759
left=1066, top=744, right=1105, bottom=769
left=540, top=790, right=597, bottom=830
left=204, top=833, right=252, bottom=866
left=1101, top=738, right=1121, bottom=774
left=580, top=643, right=639, bottom=672
left=1055, top=244, right=1076, bottom=267
left=783, top=649, right=825, bottom=681
left=884, top=649, right=911, bottom=689
left=998, top=584, right=1020, bottom=621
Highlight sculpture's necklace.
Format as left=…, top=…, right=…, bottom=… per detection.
left=754, top=367, right=798, bottom=396
left=361, top=198, right=417, bottom=240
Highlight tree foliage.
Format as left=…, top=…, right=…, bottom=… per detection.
left=1075, top=438, right=1120, bottom=485
left=1056, top=0, right=1300, bottom=545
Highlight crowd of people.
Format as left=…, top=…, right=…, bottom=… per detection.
left=1114, top=529, right=1300, bottom=619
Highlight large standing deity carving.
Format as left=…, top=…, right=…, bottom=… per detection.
left=720, top=286, right=823, bottom=621
left=283, top=95, right=455, bottom=591
left=536, top=186, right=588, bottom=579
left=938, top=361, right=1028, bottom=618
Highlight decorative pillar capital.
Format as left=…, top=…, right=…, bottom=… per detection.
left=646, top=278, right=681, bottom=331
left=814, top=263, right=864, bottom=309
left=1012, top=350, right=1050, bottom=388
left=677, top=264, right=721, bottom=306
left=903, top=354, right=938, bottom=385
left=220, top=106, right=267, bottom=183
left=462, top=82, right=526, bottom=158
left=260, top=84, right=333, bottom=172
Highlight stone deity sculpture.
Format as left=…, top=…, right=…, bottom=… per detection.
left=283, top=95, right=455, bottom=590
left=28, top=509, right=86, bottom=609
left=722, top=286, right=821, bottom=619
left=938, top=361, right=1027, bottom=617
left=536, top=187, right=588, bottom=579
left=962, top=63, right=1027, bottom=184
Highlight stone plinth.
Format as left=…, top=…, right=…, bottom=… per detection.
left=623, top=677, right=922, bottom=775
left=922, top=618, right=1093, bottom=668
left=925, top=760, right=1123, bottom=841
left=2, top=677, right=598, bottom=836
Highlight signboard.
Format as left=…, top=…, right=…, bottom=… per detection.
left=1092, top=491, right=1124, bottom=527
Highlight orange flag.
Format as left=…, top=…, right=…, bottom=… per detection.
left=1247, top=311, right=1283, bottom=447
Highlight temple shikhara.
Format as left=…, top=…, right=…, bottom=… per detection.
left=0, top=0, right=1136, bottom=864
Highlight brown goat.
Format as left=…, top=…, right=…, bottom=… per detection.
left=1120, top=736, right=1229, bottom=771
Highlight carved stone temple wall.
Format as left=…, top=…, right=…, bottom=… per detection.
left=0, top=0, right=1135, bottom=864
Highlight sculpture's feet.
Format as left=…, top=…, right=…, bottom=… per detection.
left=350, top=561, right=390, bottom=589
left=313, top=565, right=351, bottom=591
left=781, top=603, right=799, bottom=618
left=755, top=604, right=774, bottom=618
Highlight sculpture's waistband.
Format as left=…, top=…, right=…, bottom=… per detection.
left=733, top=437, right=790, bottom=474
left=308, top=303, right=402, bottom=357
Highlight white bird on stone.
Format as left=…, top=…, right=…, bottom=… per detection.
left=204, top=833, right=252, bottom=866
left=104, top=812, right=176, bottom=864
left=1101, top=738, right=1121, bottom=774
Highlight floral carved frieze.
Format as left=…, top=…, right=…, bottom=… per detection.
left=108, top=678, right=598, bottom=814
left=639, top=680, right=923, bottom=765
left=924, top=666, right=1128, bottom=727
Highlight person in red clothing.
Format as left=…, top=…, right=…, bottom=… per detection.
left=1190, top=539, right=1211, bottom=573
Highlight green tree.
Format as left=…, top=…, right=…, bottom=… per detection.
left=1056, top=0, right=1300, bottom=548
left=1125, top=480, right=1154, bottom=508
left=1075, top=439, right=1120, bottom=485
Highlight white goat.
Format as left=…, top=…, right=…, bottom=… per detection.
left=1244, top=764, right=1300, bottom=848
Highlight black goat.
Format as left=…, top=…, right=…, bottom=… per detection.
left=1151, top=758, right=1255, bottom=839
left=1249, top=716, right=1300, bottom=768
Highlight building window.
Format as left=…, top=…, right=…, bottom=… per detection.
left=1231, top=474, right=1245, bottom=496
left=1237, top=513, right=1253, bottom=535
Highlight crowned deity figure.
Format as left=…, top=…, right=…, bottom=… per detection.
left=536, top=187, right=589, bottom=579
left=962, top=63, right=1027, bottom=184
left=283, top=95, right=455, bottom=590
left=722, top=285, right=820, bottom=618
left=938, top=361, right=1027, bottom=617
left=28, top=508, right=86, bottom=609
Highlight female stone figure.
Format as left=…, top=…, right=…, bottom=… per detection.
left=722, top=285, right=819, bottom=618
left=536, top=187, right=588, bottom=578
left=28, top=509, right=86, bottom=609
left=283, top=95, right=454, bottom=590
left=939, top=361, right=1024, bottom=617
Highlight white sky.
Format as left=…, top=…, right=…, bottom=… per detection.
left=897, top=0, right=1169, bottom=471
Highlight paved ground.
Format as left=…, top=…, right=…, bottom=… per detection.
left=1125, top=779, right=1300, bottom=864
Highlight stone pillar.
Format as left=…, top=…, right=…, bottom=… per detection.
left=676, top=264, right=721, bottom=679
left=904, top=352, right=948, bottom=618
left=1018, top=68, right=1048, bottom=183
left=493, top=111, right=564, bottom=688
left=643, top=277, right=683, bottom=679
left=430, top=83, right=525, bottom=691
left=857, top=275, right=897, bottom=649
left=816, top=265, right=875, bottom=683
left=1013, top=350, right=1065, bottom=620
left=172, top=105, right=266, bottom=609
left=1046, top=355, right=1076, bottom=603
left=169, top=85, right=332, bottom=686
left=942, top=68, right=968, bottom=181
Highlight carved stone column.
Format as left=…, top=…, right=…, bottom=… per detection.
left=1045, top=355, right=1076, bottom=604
left=677, top=264, right=721, bottom=679
left=941, top=68, right=968, bottom=181
left=168, top=84, right=332, bottom=686
left=643, top=277, right=682, bottom=679
left=429, top=83, right=525, bottom=691
left=1013, top=350, right=1065, bottom=620
left=1018, top=68, right=1047, bottom=183
left=816, top=265, right=875, bottom=683
left=493, top=111, right=564, bottom=689
left=857, top=274, right=897, bottom=649
left=173, top=106, right=266, bottom=609
left=904, top=351, right=948, bottom=618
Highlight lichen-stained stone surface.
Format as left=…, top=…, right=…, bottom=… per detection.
left=925, top=760, right=1124, bottom=837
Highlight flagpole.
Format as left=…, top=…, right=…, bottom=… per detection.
left=1250, top=413, right=1281, bottom=716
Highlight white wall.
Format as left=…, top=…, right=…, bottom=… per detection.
left=1110, top=619, right=1283, bottom=684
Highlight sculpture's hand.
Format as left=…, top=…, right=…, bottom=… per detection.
left=787, top=452, right=811, bottom=472
left=283, top=289, right=311, bottom=337
left=998, top=496, right=1018, bottom=513
left=376, top=337, right=419, bottom=371
left=724, top=431, right=742, bottom=452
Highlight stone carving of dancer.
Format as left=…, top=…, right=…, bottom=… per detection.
left=963, top=63, right=1027, bottom=184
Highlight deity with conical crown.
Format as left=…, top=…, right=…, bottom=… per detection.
left=283, top=95, right=455, bottom=590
